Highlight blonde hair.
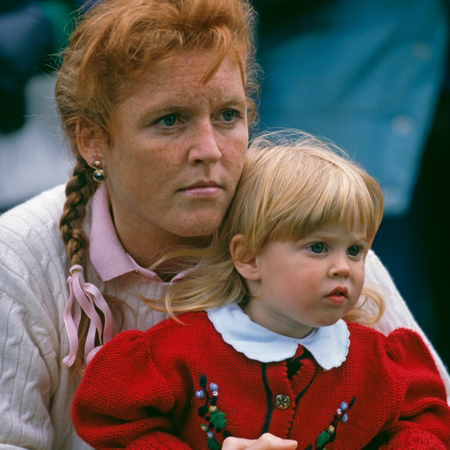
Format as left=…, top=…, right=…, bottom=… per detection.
left=56, top=0, right=258, bottom=371
left=149, top=131, right=385, bottom=325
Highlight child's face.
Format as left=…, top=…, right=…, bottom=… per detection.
left=242, top=218, right=368, bottom=339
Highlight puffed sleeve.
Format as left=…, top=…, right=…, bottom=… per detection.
left=365, top=250, right=450, bottom=404
left=71, top=329, right=193, bottom=450
left=377, top=329, right=450, bottom=449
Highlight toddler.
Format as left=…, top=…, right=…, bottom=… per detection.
left=72, top=132, right=450, bottom=449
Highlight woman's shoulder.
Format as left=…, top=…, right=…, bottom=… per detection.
left=0, top=184, right=66, bottom=241
left=364, top=249, right=394, bottom=289
left=0, top=184, right=67, bottom=262
left=364, top=249, right=422, bottom=332
left=0, top=185, right=69, bottom=305
left=0, top=184, right=66, bottom=233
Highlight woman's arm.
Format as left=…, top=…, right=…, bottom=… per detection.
left=0, top=275, right=59, bottom=449
left=365, top=250, right=450, bottom=403
left=0, top=186, right=86, bottom=449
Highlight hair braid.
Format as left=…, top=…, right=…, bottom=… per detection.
left=60, top=157, right=98, bottom=267
left=60, top=156, right=100, bottom=373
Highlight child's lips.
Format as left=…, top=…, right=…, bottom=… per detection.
left=325, top=286, right=349, bottom=305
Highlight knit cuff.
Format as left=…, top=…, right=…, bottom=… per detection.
left=378, top=428, right=447, bottom=450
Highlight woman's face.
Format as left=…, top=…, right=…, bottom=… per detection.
left=99, top=53, right=248, bottom=258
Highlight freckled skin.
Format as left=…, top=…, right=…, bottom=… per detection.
left=98, top=53, right=248, bottom=267
left=243, top=220, right=368, bottom=339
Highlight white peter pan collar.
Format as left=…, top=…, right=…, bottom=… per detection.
left=207, top=303, right=350, bottom=370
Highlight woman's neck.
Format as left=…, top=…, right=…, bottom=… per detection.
left=114, top=219, right=210, bottom=271
left=107, top=198, right=211, bottom=273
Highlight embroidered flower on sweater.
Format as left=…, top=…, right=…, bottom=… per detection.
left=304, top=397, right=356, bottom=450
left=196, top=375, right=231, bottom=449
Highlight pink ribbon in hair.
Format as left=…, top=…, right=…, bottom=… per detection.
left=63, top=265, right=118, bottom=367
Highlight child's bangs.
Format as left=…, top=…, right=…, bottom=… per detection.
left=269, top=162, right=381, bottom=243
left=240, top=132, right=383, bottom=250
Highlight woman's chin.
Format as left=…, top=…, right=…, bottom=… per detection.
left=173, top=213, right=223, bottom=238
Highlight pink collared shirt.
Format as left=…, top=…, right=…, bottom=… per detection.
left=62, top=184, right=187, bottom=367
left=89, top=183, right=186, bottom=283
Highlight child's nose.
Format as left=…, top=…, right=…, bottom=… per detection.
left=329, top=254, right=351, bottom=278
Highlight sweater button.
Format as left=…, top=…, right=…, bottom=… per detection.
left=274, top=394, right=290, bottom=409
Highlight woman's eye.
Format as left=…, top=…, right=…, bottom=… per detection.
left=156, top=114, right=178, bottom=127
left=310, top=243, right=326, bottom=253
left=348, top=246, right=361, bottom=257
left=219, top=110, right=238, bottom=122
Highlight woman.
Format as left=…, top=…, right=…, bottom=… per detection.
left=0, top=0, right=447, bottom=449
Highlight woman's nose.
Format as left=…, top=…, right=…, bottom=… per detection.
left=188, top=121, right=222, bottom=165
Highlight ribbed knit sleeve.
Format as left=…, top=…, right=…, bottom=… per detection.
left=0, top=290, right=56, bottom=448
left=72, top=330, right=193, bottom=450
left=0, top=186, right=93, bottom=450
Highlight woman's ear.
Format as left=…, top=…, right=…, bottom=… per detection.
left=230, top=234, right=261, bottom=281
left=76, top=120, right=108, bottom=166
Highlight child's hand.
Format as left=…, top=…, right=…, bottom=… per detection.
left=222, top=433, right=298, bottom=450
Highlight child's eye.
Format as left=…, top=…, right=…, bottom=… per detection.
left=309, top=243, right=326, bottom=253
left=347, top=246, right=361, bottom=257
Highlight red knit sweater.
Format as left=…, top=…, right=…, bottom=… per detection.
left=71, top=312, right=450, bottom=450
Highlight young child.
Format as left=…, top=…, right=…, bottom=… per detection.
left=71, top=132, right=450, bottom=450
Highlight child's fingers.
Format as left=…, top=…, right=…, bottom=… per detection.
left=222, top=433, right=298, bottom=450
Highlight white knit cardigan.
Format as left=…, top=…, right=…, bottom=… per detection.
left=0, top=185, right=448, bottom=450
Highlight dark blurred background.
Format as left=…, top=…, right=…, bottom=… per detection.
left=0, top=0, right=94, bottom=212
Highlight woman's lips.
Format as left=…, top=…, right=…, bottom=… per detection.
left=178, top=182, right=222, bottom=198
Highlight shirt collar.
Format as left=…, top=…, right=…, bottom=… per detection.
left=207, top=303, right=350, bottom=370
left=90, top=184, right=186, bottom=283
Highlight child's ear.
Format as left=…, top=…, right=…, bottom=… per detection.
left=230, top=234, right=261, bottom=281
